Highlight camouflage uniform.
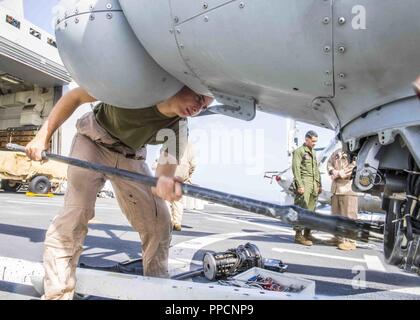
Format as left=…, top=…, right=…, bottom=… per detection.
left=292, top=144, right=321, bottom=234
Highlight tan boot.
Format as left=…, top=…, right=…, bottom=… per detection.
left=295, top=231, right=313, bottom=246
left=304, top=229, right=318, bottom=243
left=324, top=236, right=340, bottom=246
left=338, top=240, right=355, bottom=251
left=173, top=223, right=182, bottom=231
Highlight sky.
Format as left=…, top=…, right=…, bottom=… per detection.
left=22, top=0, right=335, bottom=202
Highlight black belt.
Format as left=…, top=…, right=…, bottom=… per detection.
left=97, top=142, right=146, bottom=160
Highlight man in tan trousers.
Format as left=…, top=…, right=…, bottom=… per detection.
left=25, top=86, right=213, bottom=299
left=327, top=148, right=358, bottom=251
left=168, top=142, right=197, bottom=231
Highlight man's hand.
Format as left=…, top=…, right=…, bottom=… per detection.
left=25, top=135, right=49, bottom=161
left=25, top=87, right=96, bottom=162
left=152, top=176, right=183, bottom=201
left=297, top=187, right=305, bottom=195
left=331, top=169, right=340, bottom=180
left=318, top=186, right=323, bottom=195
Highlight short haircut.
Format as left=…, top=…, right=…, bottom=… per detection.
left=305, top=130, right=318, bottom=139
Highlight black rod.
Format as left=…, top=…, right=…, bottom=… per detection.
left=6, top=143, right=378, bottom=241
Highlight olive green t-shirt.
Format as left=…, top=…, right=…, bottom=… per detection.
left=94, top=103, right=187, bottom=161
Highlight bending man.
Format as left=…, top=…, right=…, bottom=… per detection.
left=25, top=86, right=213, bottom=299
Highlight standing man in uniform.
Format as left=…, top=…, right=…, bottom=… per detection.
left=292, top=130, right=322, bottom=246
left=25, top=86, right=213, bottom=300
left=168, top=141, right=197, bottom=231
left=327, top=148, right=358, bottom=251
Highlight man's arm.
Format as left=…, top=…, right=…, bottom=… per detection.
left=339, top=160, right=356, bottom=180
left=327, top=150, right=340, bottom=180
left=153, top=154, right=182, bottom=201
left=326, top=152, right=335, bottom=177
left=291, top=150, right=304, bottom=192
left=153, top=121, right=188, bottom=201
left=25, top=87, right=96, bottom=161
left=314, top=152, right=322, bottom=193
left=189, top=146, right=197, bottom=177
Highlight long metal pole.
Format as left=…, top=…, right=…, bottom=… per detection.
left=6, top=143, right=378, bottom=241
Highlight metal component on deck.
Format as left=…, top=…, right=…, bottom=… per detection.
left=203, top=243, right=263, bottom=281
left=263, top=258, right=288, bottom=273
left=6, top=143, right=379, bottom=241
left=171, top=269, right=204, bottom=281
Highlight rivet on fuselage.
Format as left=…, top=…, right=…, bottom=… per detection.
left=338, top=17, right=346, bottom=25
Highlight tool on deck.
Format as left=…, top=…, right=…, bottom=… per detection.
left=6, top=143, right=381, bottom=241
left=203, top=242, right=287, bottom=281
left=77, top=242, right=287, bottom=281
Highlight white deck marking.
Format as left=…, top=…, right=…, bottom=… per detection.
left=4, top=200, right=119, bottom=210
left=363, top=255, right=387, bottom=272
left=204, top=217, right=236, bottom=224
left=273, top=248, right=388, bottom=272
left=272, top=248, right=365, bottom=263
left=390, top=287, right=420, bottom=296
left=5, top=200, right=61, bottom=206
left=195, top=211, right=294, bottom=234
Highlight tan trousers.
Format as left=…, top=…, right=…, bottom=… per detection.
left=42, top=113, right=172, bottom=300
left=331, top=195, right=358, bottom=219
left=168, top=197, right=184, bottom=226
left=331, top=194, right=358, bottom=243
